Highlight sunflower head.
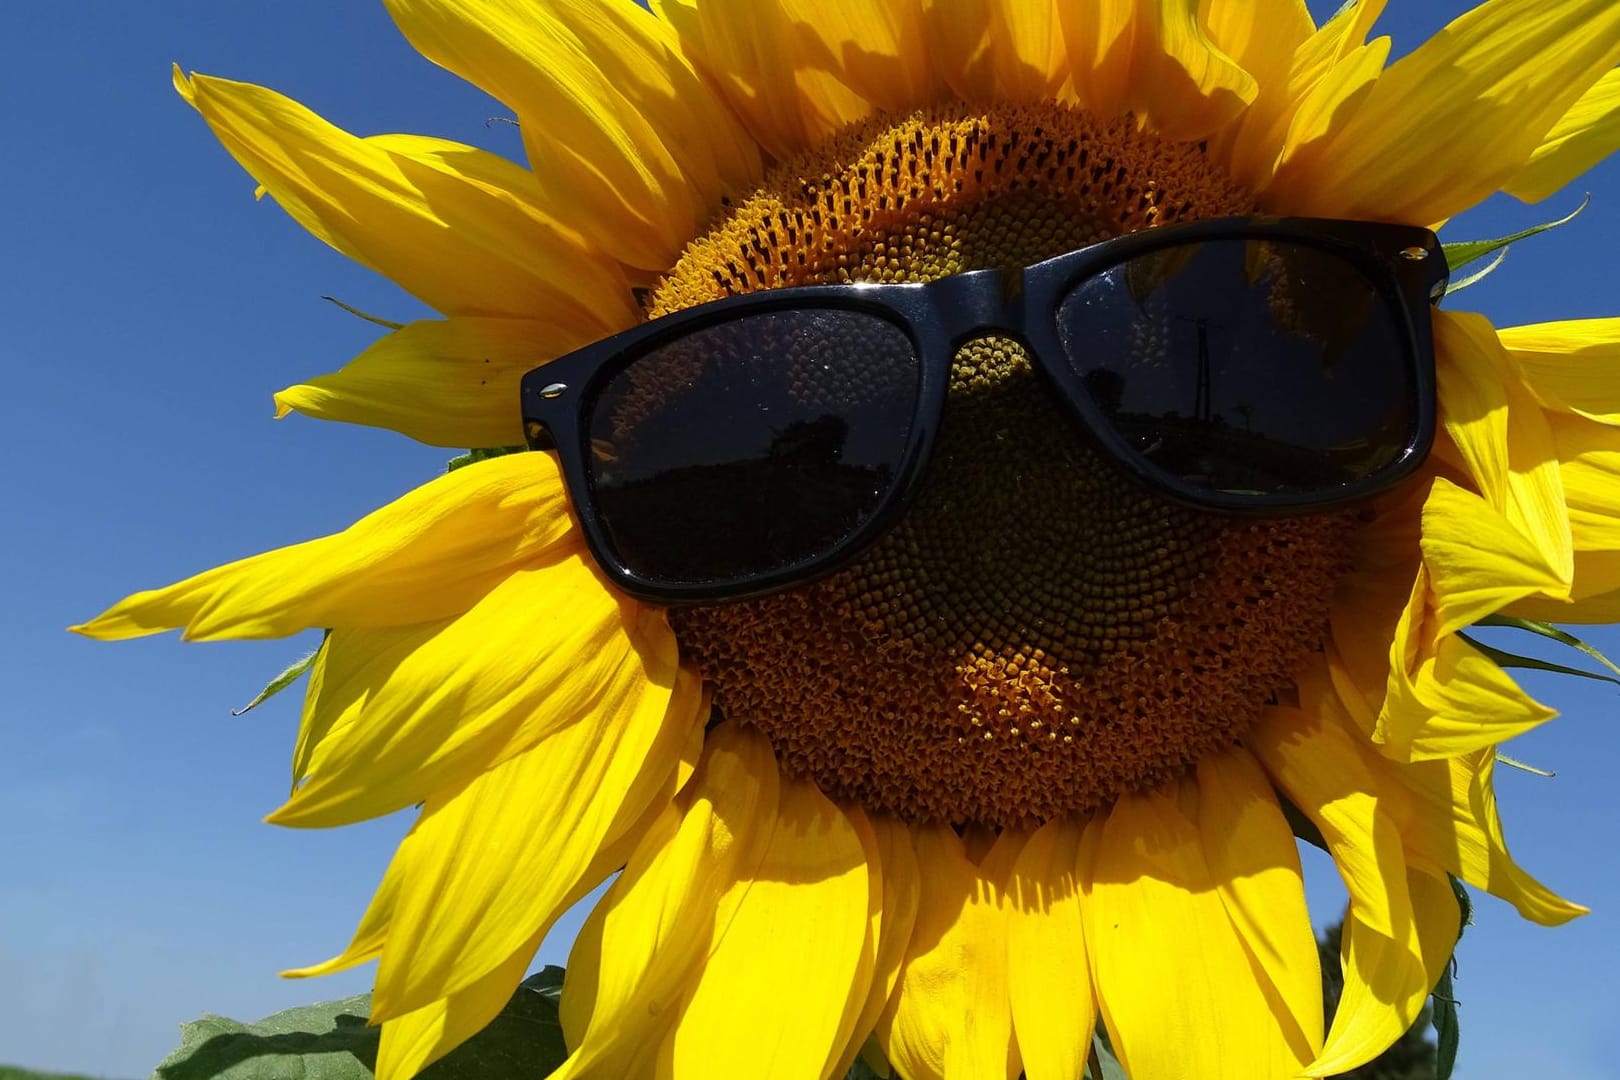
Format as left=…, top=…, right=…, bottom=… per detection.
left=78, top=2, right=1620, bottom=1079
left=651, top=100, right=1362, bottom=827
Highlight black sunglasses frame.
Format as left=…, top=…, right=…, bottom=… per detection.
left=521, top=216, right=1448, bottom=604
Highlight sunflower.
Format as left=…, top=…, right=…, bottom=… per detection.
left=77, top=1, right=1620, bottom=1077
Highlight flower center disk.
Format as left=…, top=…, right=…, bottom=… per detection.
left=656, top=103, right=1354, bottom=828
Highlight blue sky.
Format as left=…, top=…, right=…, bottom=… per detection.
left=4, top=2, right=1619, bottom=1076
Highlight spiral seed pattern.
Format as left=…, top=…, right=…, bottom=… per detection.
left=657, top=103, right=1355, bottom=827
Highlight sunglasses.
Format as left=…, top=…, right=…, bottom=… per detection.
left=520, top=216, right=1447, bottom=604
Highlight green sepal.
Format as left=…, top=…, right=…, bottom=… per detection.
left=1475, top=614, right=1620, bottom=681
left=1495, top=752, right=1557, bottom=778
left=320, top=295, right=404, bottom=330
left=1442, top=246, right=1508, bottom=295
left=1458, top=629, right=1620, bottom=688
left=447, top=445, right=526, bottom=473
left=1430, top=876, right=1474, bottom=1080
left=231, top=638, right=324, bottom=717
left=149, top=967, right=568, bottom=1079
left=1441, top=195, right=1589, bottom=275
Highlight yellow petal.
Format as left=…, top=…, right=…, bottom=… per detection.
left=1056, top=0, right=1134, bottom=119
left=1313, top=866, right=1460, bottom=1076
left=1547, top=411, right=1620, bottom=550
left=1327, top=558, right=1421, bottom=735
left=373, top=747, right=706, bottom=1080
left=287, top=703, right=696, bottom=983
left=1385, top=631, right=1557, bottom=759
left=1303, top=0, right=1385, bottom=68
left=1006, top=819, right=1093, bottom=1080
left=382, top=0, right=760, bottom=273
left=174, top=71, right=635, bottom=326
left=1218, top=0, right=1383, bottom=189
left=367, top=662, right=705, bottom=1020
left=1129, top=0, right=1259, bottom=142
left=1196, top=750, right=1324, bottom=1062
left=1252, top=706, right=1407, bottom=940
left=1084, top=781, right=1312, bottom=1080
left=876, top=826, right=1024, bottom=1080
left=1387, top=749, right=1586, bottom=927
left=651, top=0, right=872, bottom=159
left=1200, top=0, right=1314, bottom=172
left=668, top=777, right=872, bottom=1080
left=1499, top=317, right=1620, bottom=425
left=1506, top=67, right=1620, bottom=202
left=917, top=0, right=1068, bottom=105
left=557, top=724, right=782, bottom=1078
left=1419, top=479, right=1571, bottom=638
left=984, top=0, right=1067, bottom=103
left=1435, top=311, right=1573, bottom=592
left=1508, top=548, right=1620, bottom=622
left=275, top=316, right=592, bottom=448
left=271, top=561, right=676, bottom=827
left=1249, top=707, right=1457, bottom=1075
left=374, top=933, right=537, bottom=1080
left=1378, top=562, right=1556, bottom=760
left=1268, top=686, right=1581, bottom=927
left=1305, top=482, right=1426, bottom=737
left=1266, top=0, right=1620, bottom=223
left=282, top=833, right=404, bottom=978
left=74, top=453, right=572, bottom=641
left=830, top=813, right=923, bottom=1079
left=752, top=0, right=940, bottom=114
left=1058, top=0, right=1258, bottom=140
left=290, top=635, right=337, bottom=790
left=1203, top=0, right=1315, bottom=99
left=1271, top=38, right=1391, bottom=185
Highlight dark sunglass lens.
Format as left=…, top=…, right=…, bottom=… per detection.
left=1056, top=238, right=1415, bottom=499
left=585, top=307, right=921, bottom=587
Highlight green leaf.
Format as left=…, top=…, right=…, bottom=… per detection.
left=151, top=970, right=569, bottom=1080
left=150, top=994, right=376, bottom=1080
left=1452, top=874, right=1475, bottom=935
left=1475, top=615, right=1620, bottom=681
left=320, top=296, right=404, bottom=330
left=1430, top=876, right=1474, bottom=1080
left=1441, top=194, right=1589, bottom=273
left=1276, top=790, right=1330, bottom=853
left=231, top=641, right=323, bottom=717
left=422, top=967, right=568, bottom=1079
left=1457, top=630, right=1620, bottom=688
left=446, top=445, right=526, bottom=473
left=844, top=1056, right=887, bottom=1080
left=1087, top=1033, right=1128, bottom=1080
left=521, top=964, right=565, bottom=998
left=1442, top=245, right=1507, bottom=295
left=1431, top=964, right=1459, bottom=1080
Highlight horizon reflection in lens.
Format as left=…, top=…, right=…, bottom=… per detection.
left=587, top=307, right=921, bottom=586
left=1056, top=238, right=1412, bottom=497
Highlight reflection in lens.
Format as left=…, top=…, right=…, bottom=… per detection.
left=1056, top=238, right=1412, bottom=498
left=586, top=307, right=920, bottom=586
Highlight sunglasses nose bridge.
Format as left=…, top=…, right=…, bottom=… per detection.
left=930, top=267, right=1026, bottom=346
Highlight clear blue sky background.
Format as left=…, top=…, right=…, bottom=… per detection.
left=4, top=2, right=1619, bottom=1077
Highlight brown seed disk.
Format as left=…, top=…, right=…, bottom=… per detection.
left=655, top=102, right=1358, bottom=827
